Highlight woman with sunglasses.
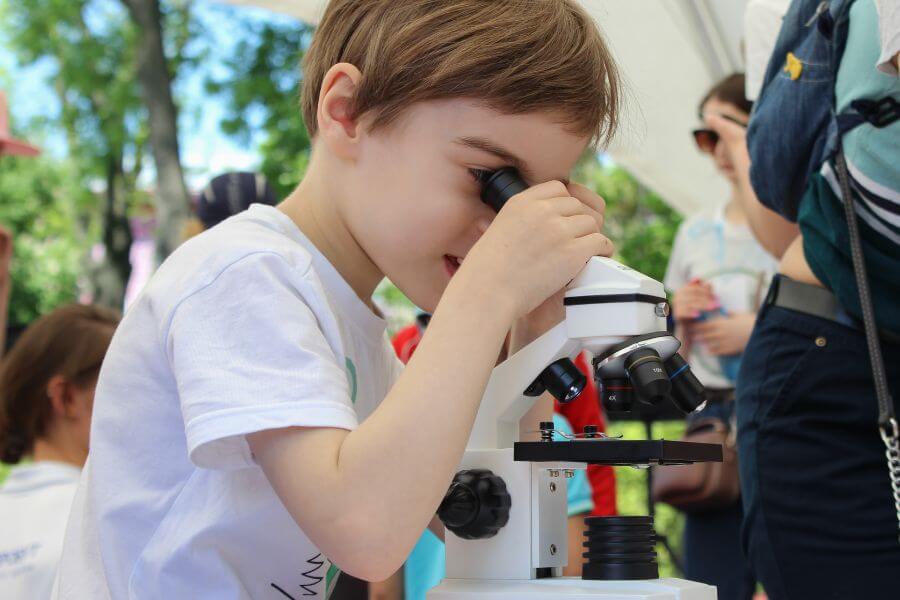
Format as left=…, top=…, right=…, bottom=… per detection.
left=0, top=304, right=119, bottom=599
left=664, top=73, right=776, bottom=600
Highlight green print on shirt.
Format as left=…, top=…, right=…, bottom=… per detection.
left=345, top=358, right=358, bottom=405
left=325, top=562, right=341, bottom=598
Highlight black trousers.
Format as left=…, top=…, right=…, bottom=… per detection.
left=736, top=301, right=900, bottom=599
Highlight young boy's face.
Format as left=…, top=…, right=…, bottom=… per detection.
left=342, top=99, right=591, bottom=312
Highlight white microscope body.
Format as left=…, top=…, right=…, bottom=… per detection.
left=427, top=257, right=718, bottom=600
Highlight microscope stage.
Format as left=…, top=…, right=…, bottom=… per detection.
left=513, top=439, right=722, bottom=466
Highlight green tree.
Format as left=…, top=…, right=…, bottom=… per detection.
left=207, top=19, right=313, bottom=199
left=0, top=155, right=95, bottom=326
left=2, top=0, right=200, bottom=308
left=120, top=0, right=195, bottom=261
left=3, top=0, right=146, bottom=308
left=576, top=158, right=682, bottom=281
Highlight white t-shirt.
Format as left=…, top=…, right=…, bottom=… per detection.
left=54, top=205, right=402, bottom=599
left=664, top=205, right=778, bottom=389
left=0, top=461, right=81, bottom=599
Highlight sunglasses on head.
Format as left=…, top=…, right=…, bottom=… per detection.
left=692, top=114, right=748, bottom=154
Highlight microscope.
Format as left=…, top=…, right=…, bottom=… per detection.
left=428, top=169, right=721, bottom=599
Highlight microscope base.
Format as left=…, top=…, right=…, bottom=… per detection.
left=427, top=577, right=716, bottom=599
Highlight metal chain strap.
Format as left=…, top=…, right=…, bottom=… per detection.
left=881, top=418, right=900, bottom=543
left=835, top=149, right=900, bottom=542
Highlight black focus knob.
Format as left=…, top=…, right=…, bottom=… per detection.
left=438, top=469, right=512, bottom=540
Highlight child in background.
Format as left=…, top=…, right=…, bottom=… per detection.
left=55, top=1, right=619, bottom=596
left=0, top=304, right=119, bottom=599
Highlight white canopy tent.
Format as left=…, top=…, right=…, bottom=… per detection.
left=217, top=0, right=749, bottom=216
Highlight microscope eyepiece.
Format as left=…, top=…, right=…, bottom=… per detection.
left=480, top=167, right=529, bottom=213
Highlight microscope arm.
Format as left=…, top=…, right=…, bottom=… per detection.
left=466, top=321, right=582, bottom=450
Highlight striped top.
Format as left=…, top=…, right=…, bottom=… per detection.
left=799, top=0, right=900, bottom=333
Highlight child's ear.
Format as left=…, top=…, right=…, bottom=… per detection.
left=316, top=63, right=364, bottom=160
left=47, top=375, right=88, bottom=420
left=46, top=374, right=74, bottom=419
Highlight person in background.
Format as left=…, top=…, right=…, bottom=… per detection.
left=0, top=304, right=119, bottom=598
left=710, top=2, right=900, bottom=597
left=389, top=315, right=616, bottom=599
left=182, top=171, right=279, bottom=240
left=665, top=73, right=776, bottom=600
left=126, top=172, right=279, bottom=309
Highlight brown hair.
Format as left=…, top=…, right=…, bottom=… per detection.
left=0, top=304, right=120, bottom=464
left=698, top=73, right=753, bottom=117
left=301, top=0, right=621, bottom=145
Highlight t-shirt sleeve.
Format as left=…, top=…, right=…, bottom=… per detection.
left=390, top=354, right=405, bottom=383
left=875, top=0, right=900, bottom=76
left=166, top=252, right=357, bottom=471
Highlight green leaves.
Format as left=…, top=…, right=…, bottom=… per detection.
left=207, top=18, right=313, bottom=199
left=0, top=156, right=95, bottom=325
left=576, top=157, right=682, bottom=283
left=1, top=0, right=201, bottom=316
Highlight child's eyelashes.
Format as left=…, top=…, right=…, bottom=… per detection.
left=467, top=168, right=493, bottom=184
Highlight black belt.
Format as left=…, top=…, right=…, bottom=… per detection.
left=765, top=275, right=900, bottom=345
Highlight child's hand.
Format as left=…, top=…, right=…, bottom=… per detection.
left=672, top=279, right=717, bottom=322
left=508, top=289, right=565, bottom=355
left=457, top=180, right=613, bottom=323
left=693, top=312, right=756, bottom=356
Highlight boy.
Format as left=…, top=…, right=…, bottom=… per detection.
left=55, top=1, right=620, bottom=597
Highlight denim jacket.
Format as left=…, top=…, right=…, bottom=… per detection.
left=747, top=0, right=854, bottom=222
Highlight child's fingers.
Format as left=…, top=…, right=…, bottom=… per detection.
left=567, top=182, right=606, bottom=230
left=567, top=182, right=606, bottom=214
left=679, top=288, right=708, bottom=307
left=692, top=321, right=714, bottom=337
left=518, top=179, right=570, bottom=203
left=551, top=194, right=604, bottom=228
left=566, top=213, right=601, bottom=238
left=575, top=232, right=615, bottom=258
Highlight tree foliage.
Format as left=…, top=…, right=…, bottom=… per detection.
left=206, top=19, right=313, bottom=199
left=2, top=0, right=199, bottom=311
left=121, top=0, right=196, bottom=262
left=3, top=0, right=146, bottom=308
left=576, top=158, right=682, bottom=282
left=0, top=155, right=94, bottom=325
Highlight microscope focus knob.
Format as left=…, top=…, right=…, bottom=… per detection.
left=438, top=469, right=511, bottom=540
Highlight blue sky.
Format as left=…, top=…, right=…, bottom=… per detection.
left=0, top=0, right=300, bottom=190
